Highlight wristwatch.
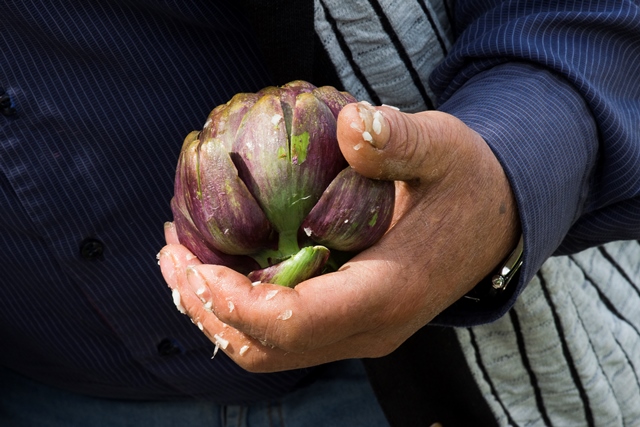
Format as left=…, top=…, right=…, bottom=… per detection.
left=463, top=235, right=524, bottom=302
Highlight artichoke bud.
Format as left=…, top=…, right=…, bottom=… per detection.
left=171, top=81, right=394, bottom=288
left=301, top=167, right=395, bottom=252
left=247, top=246, right=330, bottom=288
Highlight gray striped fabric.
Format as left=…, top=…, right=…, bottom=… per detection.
left=458, top=241, right=640, bottom=426
left=315, top=1, right=640, bottom=425
left=314, top=0, right=452, bottom=111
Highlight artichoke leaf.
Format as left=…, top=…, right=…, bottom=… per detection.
left=301, top=167, right=395, bottom=252
left=171, top=197, right=259, bottom=273
left=184, top=136, right=275, bottom=255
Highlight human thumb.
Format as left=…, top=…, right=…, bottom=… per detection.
left=336, top=102, right=473, bottom=183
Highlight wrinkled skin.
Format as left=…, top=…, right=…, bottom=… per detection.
left=159, top=102, right=520, bottom=373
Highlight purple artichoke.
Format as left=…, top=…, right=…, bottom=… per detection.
left=171, top=81, right=394, bottom=287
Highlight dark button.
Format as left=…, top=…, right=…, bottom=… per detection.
left=79, top=238, right=104, bottom=261
left=0, top=89, right=16, bottom=116
left=0, top=93, right=10, bottom=107
left=157, top=338, right=182, bottom=356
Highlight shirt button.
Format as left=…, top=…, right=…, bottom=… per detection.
left=0, top=89, right=16, bottom=117
left=80, top=238, right=105, bottom=260
left=157, top=338, right=182, bottom=356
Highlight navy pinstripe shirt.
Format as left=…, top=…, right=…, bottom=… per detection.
left=0, top=1, right=313, bottom=403
left=431, top=0, right=640, bottom=325
left=2, top=0, right=640, bottom=404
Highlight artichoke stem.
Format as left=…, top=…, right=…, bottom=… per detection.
left=251, top=230, right=301, bottom=268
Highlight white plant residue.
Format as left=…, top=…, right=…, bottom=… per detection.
left=239, top=345, right=250, bottom=356
left=350, top=121, right=363, bottom=132
left=212, top=334, right=229, bottom=359
left=251, top=280, right=262, bottom=286
left=372, top=111, right=383, bottom=134
left=362, top=131, right=373, bottom=142
left=214, top=334, right=229, bottom=349
left=204, top=300, right=213, bottom=312
left=353, top=142, right=363, bottom=151
left=271, top=114, right=282, bottom=126
left=277, top=309, right=293, bottom=320
left=197, top=321, right=203, bottom=331
left=265, top=290, right=279, bottom=301
left=303, top=227, right=313, bottom=237
left=172, top=289, right=186, bottom=314
left=382, top=104, right=400, bottom=110
left=228, top=300, right=235, bottom=312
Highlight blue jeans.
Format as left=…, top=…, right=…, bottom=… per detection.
left=0, top=359, right=389, bottom=427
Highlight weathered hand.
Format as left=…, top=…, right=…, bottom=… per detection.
left=159, top=102, right=520, bottom=373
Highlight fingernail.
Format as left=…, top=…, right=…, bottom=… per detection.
left=186, top=266, right=213, bottom=306
left=356, top=102, right=388, bottom=149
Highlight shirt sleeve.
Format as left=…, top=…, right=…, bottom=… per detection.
left=429, top=0, right=640, bottom=325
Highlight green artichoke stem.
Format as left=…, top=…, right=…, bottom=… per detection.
left=251, top=230, right=302, bottom=268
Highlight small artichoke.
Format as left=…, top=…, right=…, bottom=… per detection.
left=171, top=81, right=394, bottom=287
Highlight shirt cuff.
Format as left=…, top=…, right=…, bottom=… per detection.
left=432, top=62, right=599, bottom=326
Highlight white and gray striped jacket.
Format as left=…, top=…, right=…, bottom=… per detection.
left=314, top=1, right=640, bottom=425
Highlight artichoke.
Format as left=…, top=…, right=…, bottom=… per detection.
left=171, top=81, right=394, bottom=287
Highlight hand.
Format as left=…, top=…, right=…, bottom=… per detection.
left=159, top=102, right=520, bottom=373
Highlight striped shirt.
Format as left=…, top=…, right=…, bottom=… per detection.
left=1, top=0, right=640, bottom=421
left=0, top=0, right=312, bottom=404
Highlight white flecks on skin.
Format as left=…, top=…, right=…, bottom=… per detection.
left=277, top=309, right=293, bottom=320
left=172, top=289, right=186, bottom=314
left=265, top=289, right=279, bottom=301
left=251, top=281, right=262, bottom=286
left=382, top=104, right=400, bottom=110
left=228, top=300, right=235, bottom=312
left=350, top=121, right=364, bottom=132
left=239, top=345, right=250, bottom=356
left=362, top=131, right=373, bottom=142
left=360, top=100, right=372, bottom=107
left=214, top=334, right=229, bottom=349
left=353, top=142, right=363, bottom=151
left=197, top=321, right=203, bottom=331
left=372, top=111, right=383, bottom=134
left=204, top=301, right=213, bottom=312
left=196, top=286, right=206, bottom=296
left=186, top=253, right=198, bottom=261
